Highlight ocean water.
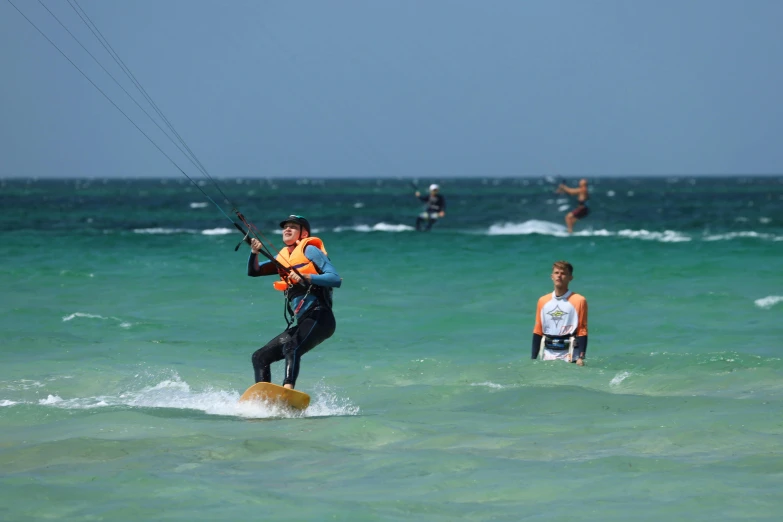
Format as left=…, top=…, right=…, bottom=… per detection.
left=1, top=176, right=782, bottom=521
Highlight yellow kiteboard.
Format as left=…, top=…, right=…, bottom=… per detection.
left=238, top=382, right=310, bottom=410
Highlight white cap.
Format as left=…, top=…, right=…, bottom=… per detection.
left=429, top=184, right=440, bottom=191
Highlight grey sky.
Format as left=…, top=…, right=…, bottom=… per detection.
left=1, top=0, right=781, bottom=178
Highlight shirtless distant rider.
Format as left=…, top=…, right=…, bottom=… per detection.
left=556, top=179, right=589, bottom=234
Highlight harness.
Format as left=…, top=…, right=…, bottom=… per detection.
left=283, top=283, right=333, bottom=326
left=539, top=334, right=575, bottom=361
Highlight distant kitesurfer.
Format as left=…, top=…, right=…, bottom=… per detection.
left=247, top=215, right=342, bottom=389
left=414, top=184, right=446, bottom=231
left=531, top=261, right=588, bottom=365
left=556, top=179, right=589, bottom=234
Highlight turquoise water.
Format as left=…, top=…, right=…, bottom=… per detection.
left=1, top=176, right=782, bottom=521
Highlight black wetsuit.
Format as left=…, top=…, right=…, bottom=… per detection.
left=415, top=193, right=446, bottom=231
left=251, top=300, right=336, bottom=386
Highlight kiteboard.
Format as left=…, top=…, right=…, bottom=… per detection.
left=238, top=382, right=310, bottom=410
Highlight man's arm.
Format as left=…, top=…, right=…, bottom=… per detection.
left=532, top=298, right=544, bottom=359
left=573, top=297, right=588, bottom=364
left=573, top=336, right=588, bottom=360
left=247, top=253, right=279, bottom=277
left=304, top=246, right=342, bottom=288
left=558, top=184, right=580, bottom=196
left=532, top=334, right=542, bottom=359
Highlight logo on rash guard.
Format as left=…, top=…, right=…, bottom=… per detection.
left=546, top=306, right=567, bottom=328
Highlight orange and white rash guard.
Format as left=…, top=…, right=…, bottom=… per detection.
left=532, top=290, right=588, bottom=361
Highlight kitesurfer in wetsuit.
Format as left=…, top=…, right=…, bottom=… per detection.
left=247, top=215, right=342, bottom=389
left=556, top=179, right=589, bottom=234
left=531, top=261, right=588, bottom=365
left=414, top=184, right=446, bottom=231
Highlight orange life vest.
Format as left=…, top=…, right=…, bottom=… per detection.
left=272, top=237, right=328, bottom=291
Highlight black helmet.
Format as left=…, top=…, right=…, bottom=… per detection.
left=279, top=214, right=311, bottom=234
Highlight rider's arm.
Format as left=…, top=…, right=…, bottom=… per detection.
left=247, top=253, right=279, bottom=277
left=574, top=336, right=588, bottom=359
left=532, top=298, right=544, bottom=359
left=573, top=298, right=588, bottom=359
left=304, top=246, right=342, bottom=288
left=531, top=333, right=542, bottom=359
left=559, top=184, right=580, bottom=196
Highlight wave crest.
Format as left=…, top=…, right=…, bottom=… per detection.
left=25, top=372, right=359, bottom=419
left=334, top=223, right=414, bottom=233
left=755, top=296, right=783, bottom=309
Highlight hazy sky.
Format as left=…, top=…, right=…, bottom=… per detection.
left=1, top=0, right=782, bottom=178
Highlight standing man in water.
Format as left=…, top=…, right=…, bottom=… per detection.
left=414, top=183, right=446, bottom=231
left=247, top=215, right=342, bottom=389
left=531, top=260, right=588, bottom=366
left=557, top=179, right=589, bottom=233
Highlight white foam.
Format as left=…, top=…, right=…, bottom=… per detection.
left=1, top=400, right=18, bottom=407
left=201, top=227, right=233, bottom=236
left=304, top=381, right=361, bottom=418
left=470, top=382, right=504, bottom=389
left=62, top=312, right=106, bottom=322
left=62, top=313, right=130, bottom=328
left=704, top=231, right=781, bottom=241
left=39, top=395, right=63, bottom=405
left=487, top=220, right=568, bottom=236
left=334, top=223, right=414, bottom=233
left=487, top=221, right=692, bottom=243
left=33, top=374, right=359, bottom=419
left=133, top=227, right=198, bottom=235
left=574, top=228, right=614, bottom=237
left=2, top=379, right=44, bottom=391
left=484, top=218, right=783, bottom=243
left=616, top=229, right=691, bottom=242
left=189, top=202, right=209, bottom=209
left=610, top=371, right=631, bottom=386
left=755, top=296, right=783, bottom=309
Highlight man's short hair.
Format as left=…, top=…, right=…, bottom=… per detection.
left=552, top=260, right=573, bottom=275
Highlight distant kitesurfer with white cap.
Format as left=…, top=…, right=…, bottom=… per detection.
left=414, top=183, right=446, bottom=231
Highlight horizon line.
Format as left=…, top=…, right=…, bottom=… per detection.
left=2, top=173, right=782, bottom=181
